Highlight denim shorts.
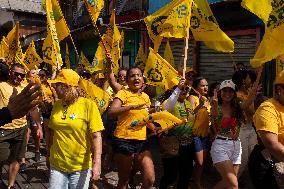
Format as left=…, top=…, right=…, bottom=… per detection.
left=49, top=167, right=92, bottom=189
left=112, top=137, right=147, bottom=155
left=193, top=136, right=210, bottom=152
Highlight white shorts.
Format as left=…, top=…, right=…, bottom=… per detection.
left=210, top=137, right=242, bottom=165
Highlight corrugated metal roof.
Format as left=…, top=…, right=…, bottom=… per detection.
left=0, top=0, right=45, bottom=14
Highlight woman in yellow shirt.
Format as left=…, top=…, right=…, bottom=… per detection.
left=108, top=67, right=155, bottom=189
left=47, top=69, right=104, bottom=189
left=249, top=70, right=284, bottom=189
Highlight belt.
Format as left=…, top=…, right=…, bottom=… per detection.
left=216, top=136, right=238, bottom=141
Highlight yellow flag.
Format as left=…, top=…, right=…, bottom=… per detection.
left=42, top=29, right=63, bottom=67
left=65, top=44, right=71, bottom=69
left=135, top=43, right=147, bottom=70
left=164, top=41, right=175, bottom=68
left=22, top=41, right=43, bottom=71
left=5, top=22, right=21, bottom=65
left=0, top=37, right=8, bottom=58
left=276, top=56, right=284, bottom=75
left=78, top=78, right=110, bottom=114
left=83, top=0, right=104, bottom=26
left=242, top=1, right=284, bottom=67
left=92, top=41, right=106, bottom=72
left=144, top=0, right=193, bottom=51
left=45, top=0, right=70, bottom=41
left=241, top=0, right=272, bottom=23
left=144, top=48, right=180, bottom=90
left=121, top=30, right=124, bottom=56
left=80, top=51, right=91, bottom=67
left=191, top=0, right=234, bottom=52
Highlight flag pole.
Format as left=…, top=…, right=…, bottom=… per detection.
left=183, top=38, right=189, bottom=78
left=69, top=34, right=80, bottom=64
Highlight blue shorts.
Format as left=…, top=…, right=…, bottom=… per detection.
left=112, top=137, right=147, bottom=155
left=193, top=136, right=210, bottom=152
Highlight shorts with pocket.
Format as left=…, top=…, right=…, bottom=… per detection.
left=112, top=137, right=147, bottom=155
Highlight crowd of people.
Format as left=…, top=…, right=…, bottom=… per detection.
left=0, top=55, right=284, bottom=189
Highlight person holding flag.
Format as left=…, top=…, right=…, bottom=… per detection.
left=108, top=66, right=155, bottom=189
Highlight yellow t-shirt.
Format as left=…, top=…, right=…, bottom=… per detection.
left=0, top=82, right=27, bottom=129
left=254, top=98, right=284, bottom=145
left=114, top=89, right=151, bottom=140
left=48, top=97, right=104, bottom=172
left=237, top=91, right=254, bottom=124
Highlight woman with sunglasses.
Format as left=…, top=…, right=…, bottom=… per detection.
left=159, top=78, right=195, bottom=189
left=210, top=79, right=259, bottom=189
left=47, top=69, right=104, bottom=189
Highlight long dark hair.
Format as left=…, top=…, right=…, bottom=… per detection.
left=218, top=89, right=244, bottom=121
left=190, top=77, right=207, bottom=96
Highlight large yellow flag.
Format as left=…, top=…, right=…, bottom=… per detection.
left=83, top=0, right=104, bottom=26
left=164, top=41, right=175, bottom=68
left=42, top=29, right=63, bottom=67
left=144, top=48, right=180, bottom=90
left=78, top=78, right=110, bottom=114
left=144, top=0, right=192, bottom=51
left=135, top=43, right=147, bottom=70
left=65, top=44, right=71, bottom=69
left=242, top=1, right=284, bottom=67
left=5, top=22, right=21, bottom=65
left=22, top=41, right=43, bottom=71
left=0, top=37, right=8, bottom=58
left=45, top=0, right=70, bottom=41
left=191, top=0, right=234, bottom=52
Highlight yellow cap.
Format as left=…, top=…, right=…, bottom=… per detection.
left=48, top=69, right=80, bottom=87
left=274, top=70, right=284, bottom=85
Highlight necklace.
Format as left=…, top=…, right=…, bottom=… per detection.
left=61, top=104, right=69, bottom=120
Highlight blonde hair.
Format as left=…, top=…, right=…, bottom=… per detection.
left=63, top=86, right=84, bottom=105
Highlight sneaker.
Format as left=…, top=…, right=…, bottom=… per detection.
left=19, top=163, right=27, bottom=173
left=35, top=152, right=41, bottom=162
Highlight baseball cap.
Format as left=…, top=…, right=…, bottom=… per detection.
left=48, top=69, right=80, bottom=87
left=219, top=80, right=236, bottom=91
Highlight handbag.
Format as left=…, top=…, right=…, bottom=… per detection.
left=159, top=135, right=179, bottom=157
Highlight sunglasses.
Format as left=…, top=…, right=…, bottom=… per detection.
left=14, top=72, right=26, bottom=78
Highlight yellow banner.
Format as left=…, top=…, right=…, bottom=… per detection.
left=78, top=78, right=110, bottom=114
left=241, top=0, right=272, bottom=23
left=145, top=0, right=192, bottom=51
left=65, top=43, right=71, bottom=69
left=164, top=40, right=175, bottom=68
left=243, top=1, right=284, bottom=67
left=144, top=48, right=180, bottom=90
left=45, top=0, right=70, bottom=41
left=135, top=43, right=147, bottom=70
left=80, top=51, right=91, bottom=67
left=42, top=29, right=63, bottom=67
left=5, top=22, right=21, bottom=65
left=83, top=0, right=104, bottom=26
left=22, top=41, right=43, bottom=71
left=0, top=37, right=8, bottom=58
left=191, top=0, right=234, bottom=52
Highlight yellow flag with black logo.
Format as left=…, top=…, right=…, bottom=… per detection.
left=45, top=0, right=70, bottom=41
left=135, top=43, right=147, bottom=70
left=42, top=29, right=63, bottom=67
left=0, top=37, right=8, bottom=58
left=191, top=0, right=234, bottom=52
left=92, top=42, right=106, bottom=72
left=65, top=44, right=71, bottom=69
left=5, top=22, right=21, bottom=65
left=83, top=0, right=104, bottom=26
left=144, top=48, right=180, bottom=90
left=78, top=78, right=110, bottom=114
left=242, top=0, right=284, bottom=67
left=145, top=0, right=193, bottom=52
left=22, top=41, right=43, bottom=71
left=276, top=55, right=284, bottom=75
left=164, top=41, right=175, bottom=68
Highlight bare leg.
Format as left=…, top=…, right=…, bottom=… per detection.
left=8, top=160, right=20, bottom=187
left=213, top=160, right=238, bottom=189
left=193, top=150, right=207, bottom=189
left=115, top=153, right=134, bottom=189
left=21, top=128, right=30, bottom=165
left=137, top=150, right=155, bottom=189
